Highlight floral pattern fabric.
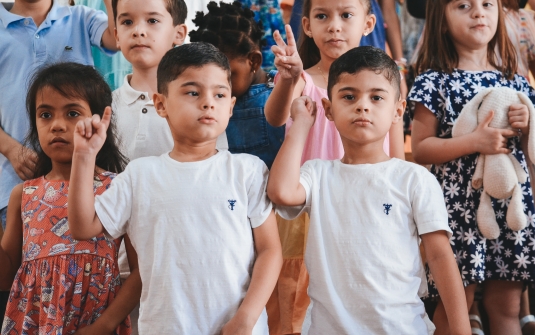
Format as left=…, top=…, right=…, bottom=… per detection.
left=1, top=173, right=130, bottom=335
left=408, top=69, right=535, bottom=297
left=239, top=0, right=286, bottom=70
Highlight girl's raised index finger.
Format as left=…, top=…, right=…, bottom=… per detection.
left=101, top=107, right=112, bottom=128
left=285, top=24, right=296, bottom=47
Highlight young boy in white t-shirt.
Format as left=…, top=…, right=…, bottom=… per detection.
left=267, top=46, right=471, bottom=334
left=67, top=43, right=282, bottom=335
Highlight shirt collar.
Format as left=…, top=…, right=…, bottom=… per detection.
left=120, top=75, right=153, bottom=105
left=0, top=1, right=71, bottom=29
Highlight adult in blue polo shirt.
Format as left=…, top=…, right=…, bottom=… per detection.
left=0, top=0, right=117, bottom=230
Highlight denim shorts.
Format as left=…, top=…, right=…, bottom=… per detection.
left=0, top=206, right=7, bottom=231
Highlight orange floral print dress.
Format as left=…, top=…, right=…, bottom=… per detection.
left=1, top=172, right=130, bottom=335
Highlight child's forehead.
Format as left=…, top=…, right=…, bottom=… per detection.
left=117, top=0, right=169, bottom=14
left=334, top=70, right=394, bottom=91
left=170, top=65, right=231, bottom=87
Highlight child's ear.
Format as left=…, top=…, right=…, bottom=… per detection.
left=393, top=99, right=406, bottom=124
left=229, top=96, right=236, bottom=118
left=114, top=27, right=120, bottom=50
left=173, top=24, right=188, bottom=46
left=322, top=98, right=333, bottom=121
left=363, top=14, right=376, bottom=37
left=248, top=51, right=263, bottom=72
left=153, top=93, right=168, bottom=118
left=302, top=16, right=312, bottom=38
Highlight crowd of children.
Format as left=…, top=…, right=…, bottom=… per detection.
left=2, top=0, right=535, bottom=334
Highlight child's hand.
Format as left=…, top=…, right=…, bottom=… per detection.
left=290, top=96, right=317, bottom=128
left=508, top=103, right=530, bottom=135
left=220, top=314, right=254, bottom=335
left=74, top=107, right=112, bottom=156
left=272, top=24, right=303, bottom=81
left=471, top=111, right=516, bottom=155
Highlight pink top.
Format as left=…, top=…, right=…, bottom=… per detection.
left=282, top=71, right=389, bottom=165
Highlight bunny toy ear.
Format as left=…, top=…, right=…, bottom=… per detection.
left=452, top=87, right=495, bottom=137
left=517, top=91, right=535, bottom=165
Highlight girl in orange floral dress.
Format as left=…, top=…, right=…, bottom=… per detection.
left=0, top=63, right=140, bottom=335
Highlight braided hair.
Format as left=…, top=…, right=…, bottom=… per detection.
left=189, top=1, right=266, bottom=58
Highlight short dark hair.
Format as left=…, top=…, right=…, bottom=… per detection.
left=327, top=46, right=400, bottom=100
left=25, top=63, right=127, bottom=177
left=189, top=1, right=266, bottom=59
left=112, top=0, right=187, bottom=26
left=157, top=42, right=231, bottom=95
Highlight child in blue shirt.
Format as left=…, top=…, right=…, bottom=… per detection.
left=190, top=1, right=285, bottom=168
left=0, top=0, right=118, bottom=231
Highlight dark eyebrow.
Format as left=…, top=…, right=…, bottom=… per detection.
left=337, top=87, right=389, bottom=93
left=36, top=103, right=86, bottom=110
left=147, top=12, right=165, bottom=17
left=312, top=5, right=356, bottom=12
left=181, top=82, right=230, bottom=90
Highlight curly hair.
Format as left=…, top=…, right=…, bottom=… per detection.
left=189, top=1, right=266, bottom=58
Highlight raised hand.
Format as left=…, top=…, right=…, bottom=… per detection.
left=508, top=103, right=530, bottom=135
left=271, top=24, right=303, bottom=81
left=290, top=95, right=317, bottom=128
left=471, top=111, right=516, bottom=155
left=73, top=107, right=112, bottom=157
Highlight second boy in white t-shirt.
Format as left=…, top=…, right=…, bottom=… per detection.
left=268, top=46, right=471, bottom=334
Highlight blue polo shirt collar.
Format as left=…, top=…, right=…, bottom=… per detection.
left=0, top=1, right=71, bottom=29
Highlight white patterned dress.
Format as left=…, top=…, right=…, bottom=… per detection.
left=408, top=69, right=535, bottom=297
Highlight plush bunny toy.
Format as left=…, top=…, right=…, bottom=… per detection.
left=451, top=87, right=535, bottom=239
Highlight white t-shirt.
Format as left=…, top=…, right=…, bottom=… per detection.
left=95, top=151, right=272, bottom=334
left=277, top=158, right=452, bottom=335
left=113, top=75, right=228, bottom=278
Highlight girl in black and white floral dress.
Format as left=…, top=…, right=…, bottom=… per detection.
left=409, top=0, right=535, bottom=333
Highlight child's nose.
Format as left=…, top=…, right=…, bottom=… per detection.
left=133, top=23, right=146, bottom=37
left=201, top=96, right=215, bottom=110
left=51, top=118, right=67, bottom=132
left=328, top=17, right=342, bottom=33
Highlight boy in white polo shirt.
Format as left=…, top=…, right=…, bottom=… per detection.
left=111, top=0, right=186, bottom=160
left=68, top=43, right=282, bottom=334
left=267, top=46, right=471, bottom=334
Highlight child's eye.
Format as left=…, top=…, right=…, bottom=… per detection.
left=483, top=1, right=493, bottom=7
left=67, top=111, right=81, bottom=117
left=371, top=95, right=384, bottom=101
left=215, top=93, right=225, bottom=99
left=121, top=19, right=133, bottom=26
left=342, top=95, right=355, bottom=100
left=39, top=112, right=51, bottom=119
left=341, top=12, right=353, bottom=19
left=148, top=18, right=159, bottom=24
left=187, top=91, right=199, bottom=97
left=315, top=13, right=327, bottom=20
left=458, top=3, right=469, bottom=9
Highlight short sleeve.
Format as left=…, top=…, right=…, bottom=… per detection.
left=275, top=161, right=314, bottom=220
left=95, top=167, right=133, bottom=239
left=407, top=70, right=446, bottom=120
left=513, top=74, right=535, bottom=105
left=412, top=168, right=452, bottom=238
left=79, top=5, right=113, bottom=54
left=247, top=158, right=273, bottom=228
